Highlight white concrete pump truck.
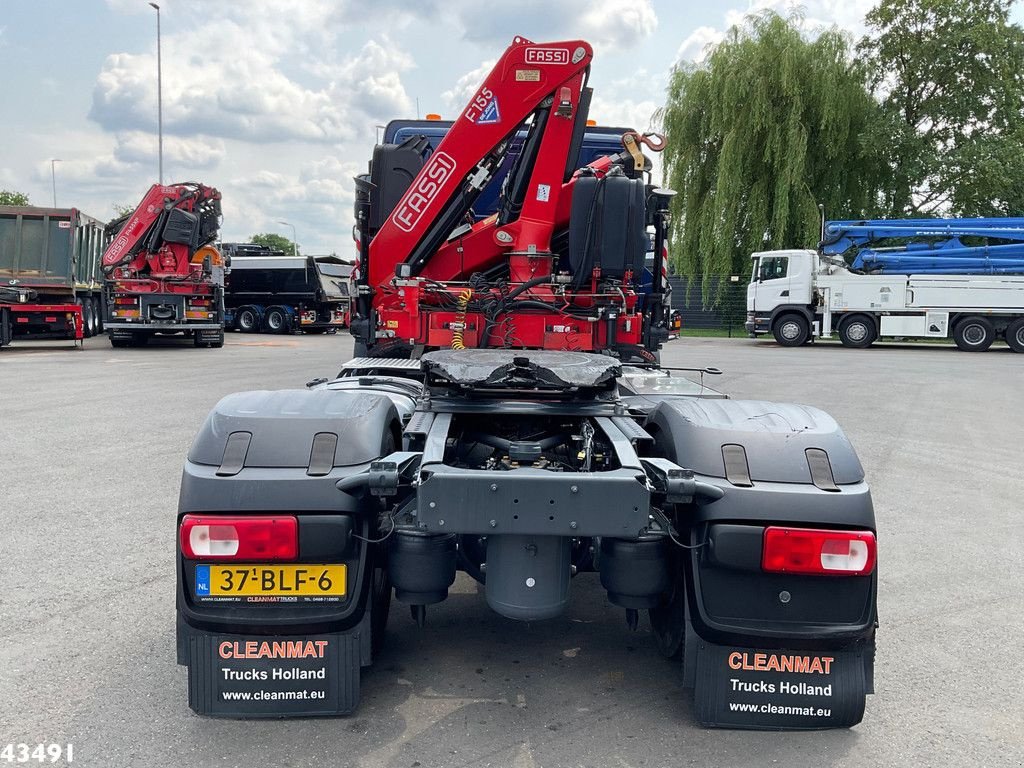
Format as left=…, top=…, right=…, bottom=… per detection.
left=746, top=218, right=1024, bottom=351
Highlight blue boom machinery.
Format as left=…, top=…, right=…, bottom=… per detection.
left=821, top=218, right=1024, bottom=274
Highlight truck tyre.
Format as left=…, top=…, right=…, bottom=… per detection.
left=370, top=429, right=396, bottom=659
left=264, top=307, right=287, bottom=334
left=648, top=548, right=684, bottom=660
left=110, top=336, right=130, bottom=348
left=772, top=313, right=809, bottom=347
left=81, top=301, right=93, bottom=338
left=370, top=565, right=392, bottom=660
left=131, top=332, right=150, bottom=347
left=839, top=314, right=876, bottom=348
left=953, top=316, right=995, bottom=352
left=93, top=296, right=104, bottom=333
left=1006, top=317, right=1024, bottom=353
left=210, top=330, right=225, bottom=349
left=236, top=307, right=258, bottom=333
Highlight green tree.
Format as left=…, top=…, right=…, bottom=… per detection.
left=250, top=232, right=299, bottom=255
left=860, top=0, right=1024, bottom=215
left=0, top=190, right=30, bottom=205
left=661, top=11, right=890, bottom=298
left=112, top=203, right=135, bottom=217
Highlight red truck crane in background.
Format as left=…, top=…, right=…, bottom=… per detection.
left=102, top=182, right=226, bottom=348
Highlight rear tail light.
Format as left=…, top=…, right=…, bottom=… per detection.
left=762, top=527, right=876, bottom=576
left=179, top=515, right=298, bottom=561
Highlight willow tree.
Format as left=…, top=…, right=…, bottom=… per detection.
left=662, top=12, right=889, bottom=300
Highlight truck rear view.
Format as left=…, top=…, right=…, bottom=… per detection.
left=102, top=183, right=226, bottom=348
left=176, top=36, right=879, bottom=731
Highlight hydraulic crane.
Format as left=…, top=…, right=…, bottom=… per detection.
left=102, top=182, right=226, bottom=348
left=352, top=36, right=671, bottom=361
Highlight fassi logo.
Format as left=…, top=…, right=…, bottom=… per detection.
left=392, top=152, right=457, bottom=233
left=524, top=48, right=569, bottom=65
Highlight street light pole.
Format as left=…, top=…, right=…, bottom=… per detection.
left=278, top=221, right=298, bottom=257
left=50, top=159, right=61, bottom=207
left=149, top=2, right=163, bottom=184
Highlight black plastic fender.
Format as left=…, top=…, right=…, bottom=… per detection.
left=646, top=396, right=877, bottom=724
left=177, top=389, right=401, bottom=645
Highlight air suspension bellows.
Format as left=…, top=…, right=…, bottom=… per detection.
left=388, top=531, right=457, bottom=606
left=599, top=534, right=670, bottom=609
left=485, top=535, right=570, bottom=621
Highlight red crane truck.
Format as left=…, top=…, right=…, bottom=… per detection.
left=102, top=183, right=226, bottom=348
left=176, top=37, right=878, bottom=730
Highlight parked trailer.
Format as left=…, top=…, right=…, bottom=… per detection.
left=746, top=249, right=1024, bottom=351
left=0, top=205, right=107, bottom=348
left=221, top=243, right=352, bottom=334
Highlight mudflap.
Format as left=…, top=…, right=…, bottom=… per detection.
left=186, top=611, right=370, bottom=718
left=693, top=641, right=867, bottom=730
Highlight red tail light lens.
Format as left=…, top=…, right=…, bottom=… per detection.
left=179, top=515, right=297, bottom=561
left=762, top=527, right=876, bottom=576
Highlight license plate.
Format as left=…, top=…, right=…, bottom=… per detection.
left=195, top=564, right=346, bottom=598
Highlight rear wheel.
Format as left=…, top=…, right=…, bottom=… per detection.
left=264, top=307, right=287, bottom=334
left=953, top=316, right=995, bottom=352
left=772, top=313, right=809, bottom=347
left=81, top=301, right=94, bottom=338
left=110, top=336, right=130, bottom=348
left=838, top=314, right=876, bottom=348
left=131, top=332, right=150, bottom=347
left=236, top=307, right=258, bottom=333
left=210, top=330, right=225, bottom=349
left=370, top=430, right=396, bottom=659
left=648, top=547, right=685, bottom=660
left=1006, top=317, right=1024, bottom=353
left=370, top=565, right=392, bottom=660
left=92, top=296, right=104, bottom=333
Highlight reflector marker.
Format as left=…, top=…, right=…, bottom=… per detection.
left=721, top=444, right=753, bottom=487
left=307, top=432, right=338, bottom=476
left=217, top=431, right=252, bottom=476
left=805, top=448, right=840, bottom=492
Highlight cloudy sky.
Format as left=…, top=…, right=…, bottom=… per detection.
left=2, top=0, right=893, bottom=253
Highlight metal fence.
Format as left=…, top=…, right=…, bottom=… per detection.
left=667, top=274, right=749, bottom=335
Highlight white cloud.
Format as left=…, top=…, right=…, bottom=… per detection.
left=579, top=0, right=658, bottom=50
left=90, top=9, right=411, bottom=145
left=675, top=26, right=725, bottom=65
left=414, top=0, right=657, bottom=52
left=220, top=155, right=363, bottom=253
left=441, top=59, right=496, bottom=112
left=676, top=0, right=875, bottom=65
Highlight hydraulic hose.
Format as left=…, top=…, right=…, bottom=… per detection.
left=451, top=288, right=473, bottom=350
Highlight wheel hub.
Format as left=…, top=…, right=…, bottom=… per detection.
left=964, top=325, right=985, bottom=344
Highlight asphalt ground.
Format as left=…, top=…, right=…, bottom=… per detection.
left=1, top=332, right=1022, bottom=768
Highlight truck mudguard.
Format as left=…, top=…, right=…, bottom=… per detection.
left=647, top=398, right=877, bottom=729
left=177, top=388, right=400, bottom=717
